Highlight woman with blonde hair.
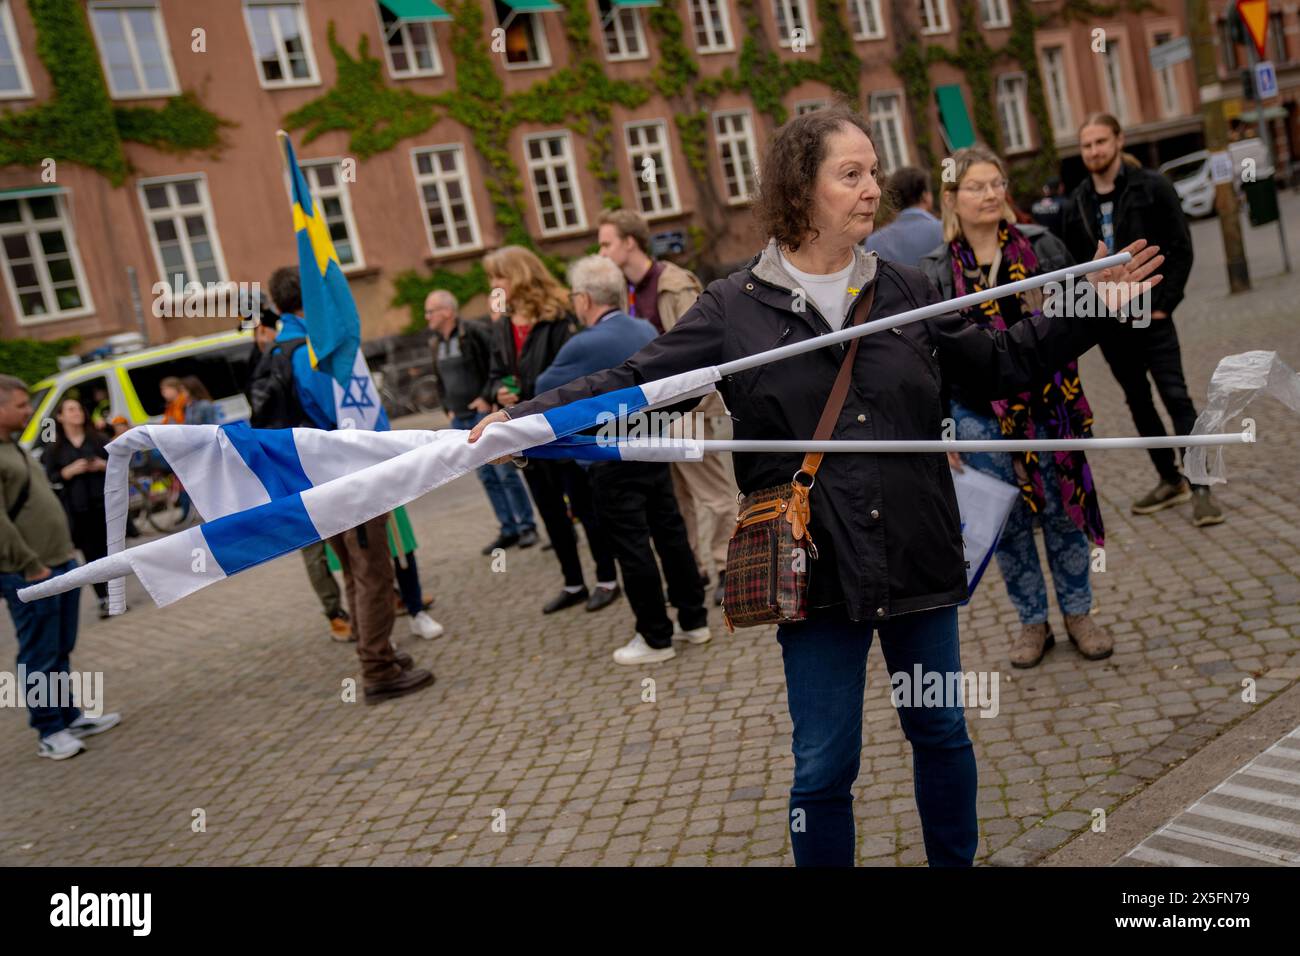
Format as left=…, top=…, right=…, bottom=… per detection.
left=919, top=144, right=1137, bottom=669
left=483, top=245, right=621, bottom=615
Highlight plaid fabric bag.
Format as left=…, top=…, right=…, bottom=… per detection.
left=722, top=483, right=817, bottom=629
left=721, top=283, right=876, bottom=631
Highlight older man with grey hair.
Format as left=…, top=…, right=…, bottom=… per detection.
left=534, top=256, right=710, bottom=666
left=427, top=287, right=538, bottom=554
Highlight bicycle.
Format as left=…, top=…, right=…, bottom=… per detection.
left=130, top=464, right=199, bottom=534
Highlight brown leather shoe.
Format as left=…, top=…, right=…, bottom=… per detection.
left=364, top=667, right=435, bottom=705
left=1066, top=613, right=1113, bottom=660
left=394, top=649, right=414, bottom=670
left=1010, top=622, right=1055, bottom=668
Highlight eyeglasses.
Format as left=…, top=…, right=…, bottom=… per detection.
left=958, top=179, right=1008, bottom=196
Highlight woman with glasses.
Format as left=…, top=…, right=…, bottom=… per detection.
left=919, top=144, right=1134, bottom=669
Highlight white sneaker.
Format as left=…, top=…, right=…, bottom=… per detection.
left=66, top=712, right=122, bottom=739
left=38, top=730, right=85, bottom=761
left=675, top=624, right=712, bottom=645
left=408, top=611, right=445, bottom=640
left=613, top=633, right=676, bottom=666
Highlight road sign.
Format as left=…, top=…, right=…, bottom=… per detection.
left=1150, top=36, right=1192, bottom=72
left=1210, top=151, right=1235, bottom=185
left=1236, top=0, right=1270, bottom=60
left=1254, top=59, right=1278, bottom=98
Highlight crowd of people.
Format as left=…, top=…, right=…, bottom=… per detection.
left=1, top=104, right=1227, bottom=868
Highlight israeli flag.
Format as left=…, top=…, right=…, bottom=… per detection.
left=18, top=367, right=721, bottom=609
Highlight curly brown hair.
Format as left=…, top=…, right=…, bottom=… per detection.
left=752, top=102, right=875, bottom=251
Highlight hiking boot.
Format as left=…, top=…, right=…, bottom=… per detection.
left=328, top=615, right=354, bottom=642
left=364, top=667, right=435, bottom=705
left=1010, top=622, right=1055, bottom=668
left=1192, top=486, right=1225, bottom=527
left=1066, top=613, right=1113, bottom=661
left=1131, top=477, right=1192, bottom=515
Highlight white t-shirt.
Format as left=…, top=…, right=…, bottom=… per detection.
left=779, top=250, right=854, bottom=331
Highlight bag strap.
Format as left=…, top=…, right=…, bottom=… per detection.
left=783, top=281, right=876, bottom=543
left=6, top=443, right=31, bottom=522
left=798, top=281, right=878, bottom=482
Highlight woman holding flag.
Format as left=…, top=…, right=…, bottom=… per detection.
left=472, top=104, right=1163, bottom=867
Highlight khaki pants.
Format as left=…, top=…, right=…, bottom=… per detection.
left=300, top=540, right=342, bottom=619
left=329, top=515, right=399, bottom=684
left=670, top=392, right=737, bottom=575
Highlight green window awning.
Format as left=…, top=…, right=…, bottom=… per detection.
left=1237, top=105, right=1288, bottom=123
left=0, top=185, right=65, bottom=201
left=936, top=85, right=976, bottom=151
left=500, top=0, right=563, bottom=11
left=611, top=0, right=661, bottom=7
left=378, top=0, right=451, bottom=21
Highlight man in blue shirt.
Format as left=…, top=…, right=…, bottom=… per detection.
left=259, top=267, right=434, bottom=705
left=537, top=256, right=710, bottom=666
left=865, top=166, right=944, bottom=267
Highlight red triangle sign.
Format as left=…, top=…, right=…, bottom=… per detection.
left=1237, top=0, right=1270, bottom=59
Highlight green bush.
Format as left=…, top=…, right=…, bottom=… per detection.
left=0, top=336, right=81, bottom=387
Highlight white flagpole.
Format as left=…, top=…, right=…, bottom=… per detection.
left=716, top=252, right=1132, bottom=376
left=660, top=433, right=1252, bottom=454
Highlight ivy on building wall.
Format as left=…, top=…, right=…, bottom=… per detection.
left=0, top=335, right=80, bottom=387
left=289, top=0, right=1087, bottom=324
left=0, top=0, right=227, bottom=185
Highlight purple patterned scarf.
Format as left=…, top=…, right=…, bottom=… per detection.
left=948, top=221, right=1105, bottom=546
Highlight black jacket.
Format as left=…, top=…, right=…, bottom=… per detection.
left=43, top=432, right=109, bottom=514
left=918, top=223, right=1076, bottom=416
left=508, top=239, right=1118, bottom=622
left=430, top=316, right=496, bottom=413
left=1060, top=164, right=1192, bottom=316
left=488, top=311, right=581, bottom=402
left=248, top=339, right=312, bottom=429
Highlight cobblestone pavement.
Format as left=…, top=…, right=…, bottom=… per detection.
left=2, top=219, right=1298, bottom=867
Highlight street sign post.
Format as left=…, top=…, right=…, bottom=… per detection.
left=1253, top=59, right=1278, bottom=98
left=1150, top=35, right=1192, bottom=72
left=1236, top=0, right=1270, bottom=59
left=1233, top=1, right=1291, bottom=272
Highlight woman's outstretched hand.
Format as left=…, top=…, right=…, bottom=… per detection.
left=467, top=409, right=513, bottom=464
left=1084, top=238, right=1166, bottom=317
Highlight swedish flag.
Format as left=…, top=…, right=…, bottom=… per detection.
left=278, top=130, right=360, bottom=388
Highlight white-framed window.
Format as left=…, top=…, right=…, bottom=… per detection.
left=980, top=0, right=1010, bottom=28
left=524, top=133, right=585, bottom=235
left=1040, top=45, right=1073, bottom=138
left=868, top=92, right=909, bottom=172
left=0, top=0, right=33, bottom=98
left=1100, top=36, right=1129, bottom=124
left=774, top=0, right=814, bottom=47
left=919, top=0, right=949, bottom=34
left=495, top=0, right=551, bottom=70
left=625, top=121, right=680, bottom=217
left=88, top=1, right=179, bottom=99
left=300, top=160, right=364, bottom=269
left=795, top=99, right=827, bottom=115
left=138, top=176, right=227, bottom=292
left=377, top=1, right=442, bottom=77
left=243, top=0, right=319, bottom=88
left=847, top=0, right=884, bottom=40
left=599, top=0, right=647, bottom=61
left=0, top=191, right=93, bottom=323
left=689, top=0, right=733, bottom=53
left=412, top=145, right=481, bottom=255
left=1152, top=30, right=1181, bottom=118
left=713, top=110, right=758, bottom=203
left=996, top=74, right=1031, bottom=152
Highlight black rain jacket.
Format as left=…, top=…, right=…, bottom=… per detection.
left=508, top=239, right=1118, bottom=622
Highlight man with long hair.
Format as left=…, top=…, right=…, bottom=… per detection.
left=1061, top=113, right=1223, bottom=527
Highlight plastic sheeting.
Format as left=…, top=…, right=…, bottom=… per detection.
left=1186, top=350, right=1300, bottom=485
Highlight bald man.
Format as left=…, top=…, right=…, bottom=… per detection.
left=427, top=290, right=538, bottom=553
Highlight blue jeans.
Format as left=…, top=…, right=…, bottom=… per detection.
left=452, top=411, right=536, bottom=537
left=952, top=401, right=1093, bottom=624
left=777, top=605, right=977, bottom=867
left=1, top=559, right=82, bottom=738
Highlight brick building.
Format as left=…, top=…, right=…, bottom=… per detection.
left=0, top=0, right=1274, bottom=349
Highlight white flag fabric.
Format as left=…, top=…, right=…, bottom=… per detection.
left=18, top=367, right=720, bottom=608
